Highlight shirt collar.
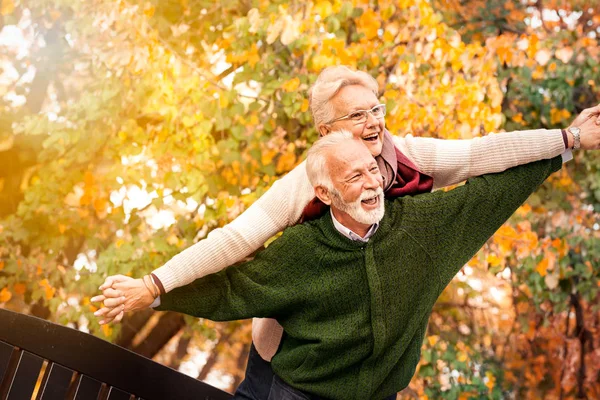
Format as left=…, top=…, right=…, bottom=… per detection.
left=330, top=209, right=379, bottom=243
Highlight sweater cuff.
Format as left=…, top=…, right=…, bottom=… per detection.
left=152, top=264, right=180, bottom=294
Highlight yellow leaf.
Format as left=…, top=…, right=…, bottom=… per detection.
left=276, top=152, right=296, bottom=173
left=1, top=0, right=15, bottom=16
left=427, top=335, right=439, bottom=347
left=0, top=288, right=11, bottom=302
left=247, top=44, right=260, bottom=68
left=219, top=95, right=229, bottom=108
left=261, top=149, right=276, bottom=166
left=300, top=99, right=309, bottom=113
left=356, top=9, right=381, bottom=40
left=281, top=77, right=300, bottom=92
left=58, top=224, right=67, bottom=234
left=457, top=351, right=468, bottom=362
left=314, top=0, right=334, bottom=18
left=144, top=5, right=155, bottom=18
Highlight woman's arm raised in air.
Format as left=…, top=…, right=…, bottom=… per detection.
left=394, top=128, right=566, bottom=189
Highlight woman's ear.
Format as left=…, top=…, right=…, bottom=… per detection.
left=315, top=186, right=332, bottom=205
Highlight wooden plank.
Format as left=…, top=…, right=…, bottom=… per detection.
left=38, top=362, right=74, bottom=400
left=0, top=308, right=231, bottom=400
left=6, top=351, right=44, bottom=400
left=0, top=340, right=16, bottom=386
left=73, top=375, right=102, bottom=400
left=107, top=386, right=132, bottom=400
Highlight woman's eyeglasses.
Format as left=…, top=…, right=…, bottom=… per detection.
left=327, top=104, right=387, bottom=125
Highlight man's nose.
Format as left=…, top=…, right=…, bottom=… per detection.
left=364, top=171, right=382, bottom=189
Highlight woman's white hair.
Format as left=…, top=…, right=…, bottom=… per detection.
left=309, top=66, right=379, bottom=129
left=306, top=130, right=354, bottom=190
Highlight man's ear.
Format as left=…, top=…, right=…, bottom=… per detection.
left=315, top=186, right=332, bottom=205
left=318, top=124, right=331, bottom=137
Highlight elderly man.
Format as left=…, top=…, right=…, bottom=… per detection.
left=148, top=131, right=565, bottom=399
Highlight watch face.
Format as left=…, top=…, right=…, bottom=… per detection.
left=570, top=127, right=581, bottom=134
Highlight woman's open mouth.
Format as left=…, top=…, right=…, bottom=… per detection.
left=362, top=133, right=380, bottom=142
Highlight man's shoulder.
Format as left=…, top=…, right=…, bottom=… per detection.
left=278, top=217, right=324, bottom=244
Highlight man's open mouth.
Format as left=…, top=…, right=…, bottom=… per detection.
left=361, top=196, right=378, bottom=205
left=362, top=133, right=380, bottom=142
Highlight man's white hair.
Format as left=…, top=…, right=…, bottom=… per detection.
left=308, top=66, right=379, bottom=129
left=306, top=130, right=355, bottom=190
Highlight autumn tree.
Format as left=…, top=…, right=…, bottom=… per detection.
left=0, top=0, right=598, bottom=396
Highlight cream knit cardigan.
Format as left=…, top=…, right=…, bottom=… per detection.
left=153, top=129, right=566, bottom=361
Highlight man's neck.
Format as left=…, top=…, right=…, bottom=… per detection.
left=330, top=207, right=372, bottom=238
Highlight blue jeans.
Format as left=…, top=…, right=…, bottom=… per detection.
left=234, top=342, right=397, bottom=400
left=234, top=343, right=274, bottom=400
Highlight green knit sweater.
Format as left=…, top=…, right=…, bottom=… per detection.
left=158, top=156, right=562, bottom=399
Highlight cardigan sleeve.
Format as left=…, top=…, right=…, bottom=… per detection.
left=155, top=226, right=310, bottom=321
left=152, top=160, right=315, bottom=293
left=392, top=129, right=565, bottom=189
left=396, top=156, right=563, bottom=287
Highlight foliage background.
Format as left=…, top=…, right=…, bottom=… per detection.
left=0, top=0, right=599, bottom=397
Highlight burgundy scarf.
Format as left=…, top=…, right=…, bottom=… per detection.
left=299, top=130, right=434, bottom=223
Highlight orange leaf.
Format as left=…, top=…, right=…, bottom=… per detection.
left=535, top=257, right=549, bottom=277
left=0, top=261, right=4, bottom=271
left=13, top=283, right=26, bottom=295
left=0, top=287, right=12, bottom=302
left=101, top=324, right=113, bottom=337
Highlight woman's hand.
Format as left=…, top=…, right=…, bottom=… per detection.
left=91, top=275, right=156, bottom=325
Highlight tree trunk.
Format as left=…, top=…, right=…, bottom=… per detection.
left=168, top=334, right=192, bottom=370
left=131, top=312, right=184, bottom=358
left=116, top=308, right=154, bottom=348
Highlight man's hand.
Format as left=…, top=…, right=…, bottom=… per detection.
left=567, top=103, right=600, bottom=150
left=90, top=275, right=155, bottom=325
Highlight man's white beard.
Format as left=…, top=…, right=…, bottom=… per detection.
left=330, top=187, right=385, bottom=225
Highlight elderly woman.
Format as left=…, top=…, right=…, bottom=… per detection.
left=93, top=66, right=600, bottom=398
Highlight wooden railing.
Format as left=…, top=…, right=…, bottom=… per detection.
left=0, top=307, right=232, bottom=400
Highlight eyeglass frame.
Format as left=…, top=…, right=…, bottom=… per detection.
left=325, top=103, right=387, bottom=125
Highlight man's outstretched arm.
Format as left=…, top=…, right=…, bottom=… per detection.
left=397, top=155, right=563, bottom=287
left=154, top=226, right=312, bottom=322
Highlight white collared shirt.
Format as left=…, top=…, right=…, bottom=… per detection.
left=330, top=209, right=379, bottom=243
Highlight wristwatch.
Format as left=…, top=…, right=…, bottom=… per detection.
left=568, top=126, right=581, bottom=150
